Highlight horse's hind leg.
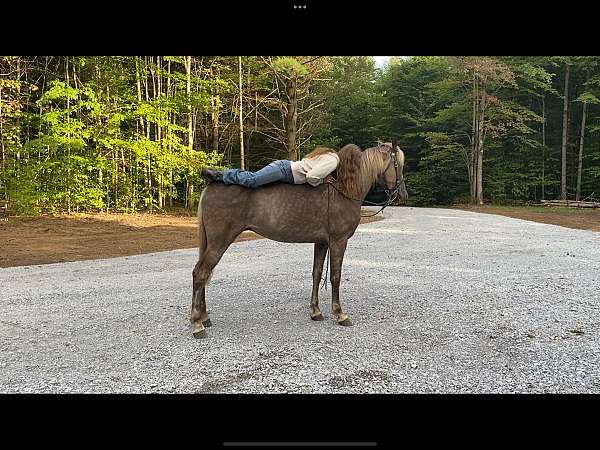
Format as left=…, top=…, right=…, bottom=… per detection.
left=191, top=236, right=237, bottom=338
left=191, top=258, right=213, bottom=338
left=329, top=238, right=352, bottom=326
left=310, top=242, right=328, bottom=321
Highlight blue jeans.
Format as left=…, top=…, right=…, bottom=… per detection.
left=222, top=160, right=294, bottom=188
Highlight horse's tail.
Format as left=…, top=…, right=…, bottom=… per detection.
left=197, top=189, right=208, bottom=260
left=197, top=187, right=215, bottom=286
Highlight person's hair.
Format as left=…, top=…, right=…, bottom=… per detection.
left=303, top=146, right=337, bottom=160
left=336, top=144, right=363, bottom=197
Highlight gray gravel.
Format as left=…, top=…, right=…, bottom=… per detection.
left=1, top=207, right=600, bottom=393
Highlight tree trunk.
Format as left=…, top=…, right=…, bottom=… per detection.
left=155, top=57, right=162, bottom=145
left=158, top=174, right=163, bottom=209
left=470, top=146, right=478, bottom=204
left=0, top=87, right=4, bottom=172
left=15, top=57, right=21, bottom=163
left=238, top=56, right=245, bottom=170
left=143, top=57, right=152, bottom=212
left=166, top=58, right=173, bottom=208
left=541, top=95, right=546, bottom=201
left=186, top=56, right=193, bottom=152
left=66, top=56, right=71, bottom=215
left=0, top=83, right=7, bottom=204
left=169, top=170, right=173, bottom=208
left=476, top=90, right=487, bottom=206
left=211, top=67, right=220, bottom=153
left=561, top=64, right=570, bottom=200
left=285, top=77, right=298, bottom=161
left=188, top=183, right=194, bottom=211
left=576, top=100, right=587, bottom=201
left=135, top=55, right=146, bottom=169
left=476, top=146, right=484, bottom=205
left=185, top=56, right=193, bottom=211
left=470, top=74, right=478, bottom=203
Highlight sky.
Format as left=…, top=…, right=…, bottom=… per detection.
left=373, top=56, right=409, bottom=68
left=373, top=56, right=391, bottom=67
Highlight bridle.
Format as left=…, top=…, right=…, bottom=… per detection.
left=382, top=139, right=403, bottom=200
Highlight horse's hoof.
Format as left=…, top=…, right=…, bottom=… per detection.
left=202, top=318, right=213, bottom=328
left=337, top=316, right=353, bottom=327
left=311, top=313, right=324, bottom=321
left=192, top=323, right=207, bottom=338
left=193, top=329, right=208, bottom=339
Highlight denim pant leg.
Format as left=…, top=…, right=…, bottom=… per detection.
left=222, top=160, right=292, bottom=188
left=274, top=160, right=294, bottom=184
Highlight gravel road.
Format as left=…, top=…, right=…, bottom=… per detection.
left=1, top=207, right=599, bottom=393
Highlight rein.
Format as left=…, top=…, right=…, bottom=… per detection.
left=326, top=178, right=401, bottom=217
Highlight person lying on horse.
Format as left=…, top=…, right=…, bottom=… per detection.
left=190, top=141, right=407, bottom=338
left=201, top=147, right=339, bottom=189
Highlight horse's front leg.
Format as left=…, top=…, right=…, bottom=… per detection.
left=310, top=242, right=328, bottom=321
left=329, top=238, right=352, bottom=326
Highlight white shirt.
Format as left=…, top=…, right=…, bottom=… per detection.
left=290, top=153, right=340, bottom=186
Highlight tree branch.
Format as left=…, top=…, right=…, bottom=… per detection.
left=297, top=101, right=324, bottom=116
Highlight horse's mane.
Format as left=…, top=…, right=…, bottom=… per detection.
left=336, top=144, right=388, bottom=198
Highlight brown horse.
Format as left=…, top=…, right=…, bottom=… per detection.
left=191, top=142, right=408, bottom=338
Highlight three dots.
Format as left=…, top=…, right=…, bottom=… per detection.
left=293, top=5, right=307, bottom=9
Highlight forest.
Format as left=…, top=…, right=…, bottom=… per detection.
left=1, top=56, right=599, bottom=214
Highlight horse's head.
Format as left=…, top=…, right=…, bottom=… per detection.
left=376, top=140, right=408, bottom=201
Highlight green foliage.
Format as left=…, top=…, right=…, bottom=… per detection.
left=0, top=56, right=224, bottom=214
left=314, top=55, right=600, bottom=205
left=312, top=57, right=380, bottom=148
left=2, top=55, right=600, bottom=214
left=575, top=92, right=600, bottom=104
left=412, top=131, right=470, bottom=204
left=272, top=57, right=309, bottom=78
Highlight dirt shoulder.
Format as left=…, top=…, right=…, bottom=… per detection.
left=454, top=205, right=600, bottom=232
left=0, top=210, right=382, bottom=268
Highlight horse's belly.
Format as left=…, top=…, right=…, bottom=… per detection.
left=248, top=224, right=327, bottom=244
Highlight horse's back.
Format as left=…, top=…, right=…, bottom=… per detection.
left=201, top=182, right=326, bottom=212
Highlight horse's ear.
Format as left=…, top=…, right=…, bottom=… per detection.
left=377, top=139, right=389, bottom=153
left=391, top=139, right=404, bottom=164
left=398, top=149, right=405, bottom=166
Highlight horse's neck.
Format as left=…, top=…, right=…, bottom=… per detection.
left=335, top=147, right=383, bottom=200
left=356, top=156, right=381, bottom=200
left=334, top=172, right=376, bottom=203
left=354, top=179, right=374, bottom=202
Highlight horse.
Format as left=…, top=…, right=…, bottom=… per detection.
left=190, top=141, right=408, bottom=338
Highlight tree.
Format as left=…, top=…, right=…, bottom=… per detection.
left=238, top=56, right=245, bottom=170
left=574, top=91, right=600, bottom=200
left=313, top=56, right=380, bottom=149
left=2, top=55, right=600, bottom=214
left=260, top=56, right=330, bottom=160
left=561, top=62, right=571, bottom=200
